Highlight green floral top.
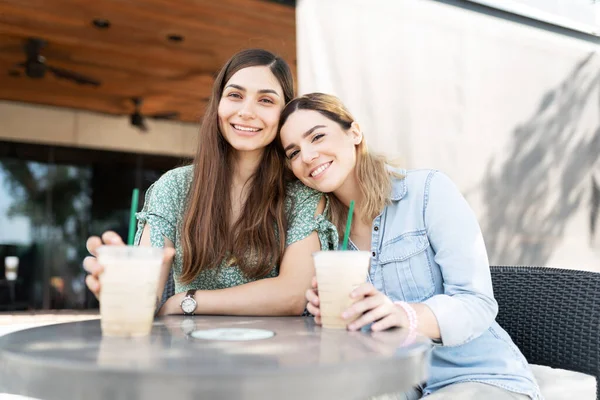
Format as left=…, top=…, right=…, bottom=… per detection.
left=134, top=165, right=337, bottom=294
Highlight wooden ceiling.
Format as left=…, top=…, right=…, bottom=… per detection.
left=0, top=0, right=296, bottom=123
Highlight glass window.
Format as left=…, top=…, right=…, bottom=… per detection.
left=0, top=141, right=188, bottom=310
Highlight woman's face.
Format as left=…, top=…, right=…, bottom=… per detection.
left=279, top=110, right=362, bottom=193
left=218, top=66, right=285, bottom=154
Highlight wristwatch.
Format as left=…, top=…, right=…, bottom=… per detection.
left=180, top=289, right=197, bottom=315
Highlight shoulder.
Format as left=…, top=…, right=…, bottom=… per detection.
left=390, top=168, right=458, bottom=204
left=145, top=165, right=193, bottom=209
left=403, top=169, right=463, bottom=213
left=158, top=165, right=194, bottom=187
left=285, top=180, right=322, bottom=205
left=138, top=165, right=193, bottom=225
left=396, top=168, right=454, bottom=191
left=400, top=168, right=437, bottom=185
left=151, top=165, right=193, bottom=194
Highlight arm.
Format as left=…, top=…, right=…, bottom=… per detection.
left=159, top=197, right=326, bottom=316
left=420, top=171, right=498, bottom=346
left=307, top=172, right=494, bottom=342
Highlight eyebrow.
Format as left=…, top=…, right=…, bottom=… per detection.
left=283, top=125, right=326, bottom=152
left=224, top=84, right=280, bottom=97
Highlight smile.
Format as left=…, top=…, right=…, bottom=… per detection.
left=310, top=162, right=332, bottom=178
left=232, top=124, right=261, bottom=133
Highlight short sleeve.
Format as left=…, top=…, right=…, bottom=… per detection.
left=285, top=181, right=338, bottom=250
left=134, top=166, right=191, bottom=248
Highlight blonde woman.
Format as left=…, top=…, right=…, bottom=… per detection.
left=277, top=93, right=541, bottom=400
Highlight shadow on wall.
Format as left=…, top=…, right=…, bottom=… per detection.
left=481, top=52, right=600, bottom=266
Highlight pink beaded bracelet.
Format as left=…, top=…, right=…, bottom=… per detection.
left=394, top=301, right=418, bottom=345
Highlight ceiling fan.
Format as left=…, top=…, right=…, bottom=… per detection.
left=15, top=37, right=101, bottom=86
left=129, top=97, right=179, bottom=132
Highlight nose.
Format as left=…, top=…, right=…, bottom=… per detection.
left=237, top=101, right=255, bottom=119
left=301, top=147, right=318, bottom=164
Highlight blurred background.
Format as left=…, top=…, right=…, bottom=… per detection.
left=0, top=0, right=598, bottom=311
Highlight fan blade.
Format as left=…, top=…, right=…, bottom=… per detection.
left=150, top=111, right=179, bottom=120
left=130, top=112, right=148, bottom=132
left=137, top=120, right=149, bottom=132
left=48, top=65, right=101, bottom=86
left=131, top=119, right=149, bottom=132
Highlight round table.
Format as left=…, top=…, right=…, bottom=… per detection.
left=0, top=315, right=431, bottom=400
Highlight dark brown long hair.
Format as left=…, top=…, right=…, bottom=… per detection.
left=180, top=49, right=295, bottom=284
left=278, top=93, right=397, bottom=237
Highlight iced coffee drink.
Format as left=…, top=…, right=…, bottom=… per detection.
left=97, top=246, right=164, bottom=337
left=313, top=251, right=370, bottom=329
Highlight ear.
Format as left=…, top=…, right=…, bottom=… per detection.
left=349, top=122, right=363, bottom=145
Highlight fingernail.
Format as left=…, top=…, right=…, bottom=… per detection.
left=342, top=311, right=350, bottom=319
left=348, top=324, right=356, bottom=331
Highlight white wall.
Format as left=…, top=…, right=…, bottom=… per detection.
left=0, top=101, right=198, bottom=157
left=467, top=0, right=599, bottom=35
left=297, top=0, right=600, bottom=270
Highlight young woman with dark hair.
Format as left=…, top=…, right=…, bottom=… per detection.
left=83, top=50, right=336, bottom=316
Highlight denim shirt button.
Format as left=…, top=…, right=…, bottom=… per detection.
left=374, top=226, right=379, bottom=231
left=371, top=252, right=376, bottom=257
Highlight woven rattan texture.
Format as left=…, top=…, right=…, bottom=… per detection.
left=491, top=266, right=599, bottom=400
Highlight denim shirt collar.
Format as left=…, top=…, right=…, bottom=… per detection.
left=390, top=168, right=408, bottom=201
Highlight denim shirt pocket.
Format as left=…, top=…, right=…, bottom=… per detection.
left=379, top=231, right=435, bottom=303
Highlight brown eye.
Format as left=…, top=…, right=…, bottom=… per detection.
left=312, top=133, right=325, bottom=142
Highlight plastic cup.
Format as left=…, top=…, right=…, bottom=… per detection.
left=4, top=256, right=18, bottom=281
left=313, top=251, right=370, bottom=329
left=97, top=246, right=164, bottom=337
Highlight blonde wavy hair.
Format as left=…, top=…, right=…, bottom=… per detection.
left=277, top=92, right=402, bottom=236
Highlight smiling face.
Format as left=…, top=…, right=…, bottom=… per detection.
left=218, top=66, right=285, bottom=154
left=279, top=110, right=363, bottom=193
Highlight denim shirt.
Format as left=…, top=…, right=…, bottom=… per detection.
left=347, top=169, right=542, bottom=399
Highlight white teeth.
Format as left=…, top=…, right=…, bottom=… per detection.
left=311, top=163, right=331, bottom=177
left=233, top=124, right=260, bottom=132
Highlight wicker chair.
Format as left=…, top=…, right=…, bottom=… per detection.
left=490, top=266, right=600, bottom=400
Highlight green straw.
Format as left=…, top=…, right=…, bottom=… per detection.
left=341, top=200, right=355, bottom=250
left=127, top=188, right=139, bottom=245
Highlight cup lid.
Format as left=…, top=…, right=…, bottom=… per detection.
left=4, top=256, right=18, bottom=268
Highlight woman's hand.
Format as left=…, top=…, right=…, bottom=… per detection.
left=83, top=230, right=175, bottom=300
left=83, top=231, right=125, bottom=299
left=305, top=276, right=322, bottom=325
left=343, top=283, right=408, bottom=332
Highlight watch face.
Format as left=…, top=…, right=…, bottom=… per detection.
left=181, top=297, right=197, bottom=314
